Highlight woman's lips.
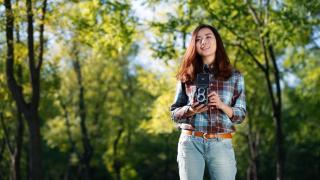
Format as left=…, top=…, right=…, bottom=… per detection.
left=201, top=47, right=210, bottom=51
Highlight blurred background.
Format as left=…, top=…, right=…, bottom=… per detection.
left=0, top=0, right=319, bottom=179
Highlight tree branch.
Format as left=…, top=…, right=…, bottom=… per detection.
left=5, top=0, right=28, bottom=112
left=268, top=44, right=282, bottom=109
left=0, top=112, right=14, bottom=155
left=244, top=0, right=263, bottom=26
left=37, top=0, right=48, bottom=71
left=228, top=41, right=266, bottom=72
left=26, top=0, right=36, bottom=83
left=0, top=139, right=5, bottom=161
left=59, top=97, right=81, bottom=159
left=245, top=1, right=278, bottom=112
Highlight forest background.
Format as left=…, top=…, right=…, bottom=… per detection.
left=0, top=0, right=319, bottom=180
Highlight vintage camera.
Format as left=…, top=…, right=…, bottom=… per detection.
left=195, top=65, right=210, bottom=104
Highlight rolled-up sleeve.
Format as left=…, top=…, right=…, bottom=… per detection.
left=230, top=74, right=246, bottom=124
left=169, top=82, right=192, bottom=123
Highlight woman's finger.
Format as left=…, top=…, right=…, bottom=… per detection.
left=199, top=106, right=208, bottom=112
left=192, top=101, right=199, bottom=107
left=209, top=96, right=217, bottom=103
left=212, top=91, right=218, bottom=96
left=195, top=104, right=205, bottom=110
left=195, top=105, right=208, bottom=112
left=209, top=97, right=216, bottom=102
left=208, top=91, right=218, bottom=97
left=209, top=94, right=219, bottom=101
left=208, top=102, right=218, bottom=106
left=208, top=91, right=215, bottom=97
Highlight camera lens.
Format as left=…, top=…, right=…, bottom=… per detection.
left=197, top=94, right=205, bottom=102
left=198, top=88, right=205, bottom=94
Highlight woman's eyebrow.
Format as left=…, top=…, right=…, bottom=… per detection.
left=196, top=33, right=213, bottom=38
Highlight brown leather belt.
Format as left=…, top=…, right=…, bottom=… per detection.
left=182, top=129, right=232, bottom=140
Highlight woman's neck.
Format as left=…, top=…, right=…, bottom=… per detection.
left=202, top=54, right=215, bottom=65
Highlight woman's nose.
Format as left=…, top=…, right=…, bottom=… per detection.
left=201, top=39, right=206, bottom=46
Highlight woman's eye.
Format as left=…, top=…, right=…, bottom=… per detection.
left=206, top=36, right=212, bottom=39
left=196, top=39, right=201, bottom=42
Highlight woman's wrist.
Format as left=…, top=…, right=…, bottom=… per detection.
left=219, top=103, right=234, bottom=118
left=219, top=102, right=226, bottom=110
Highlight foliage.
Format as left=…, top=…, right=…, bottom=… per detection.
left=0, top=0, right=319, bottom=179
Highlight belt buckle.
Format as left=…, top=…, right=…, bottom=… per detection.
left=203, top=133, right=208, bottom=140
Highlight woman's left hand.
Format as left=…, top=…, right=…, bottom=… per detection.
left=208, top=91, right=223, bottom=109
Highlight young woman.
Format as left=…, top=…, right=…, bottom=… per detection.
left=170, top=24, right=246, bottom=180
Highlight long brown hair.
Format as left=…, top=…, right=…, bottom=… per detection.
left=176, top=24, right=233, bottom=82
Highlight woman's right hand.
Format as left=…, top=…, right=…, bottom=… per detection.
left=188, top=101, right=208, bottom=115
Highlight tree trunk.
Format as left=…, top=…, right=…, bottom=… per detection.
left=60, top=98, right=80, bottom=180
left=11, top=110, right=24, bottom=180
left=12, top=12, right=24, bottom=179
left=113, top=125, right=124, bottom=180
left=274, top=114, right=284, bottom=180
left=72, top=47, right=93, bottom=180
left=4, top=0, right=47, bottom=179
left=245, top=91, right=260, bottom=180
left=25, top=112, right=43, bottom=180
left=0, top=138, right=5, bottom=179
left=0, top=106, right=24, bottom=180
left=268, top=44, right=284, bottom=180
left=246, top=132, right=259, bottom=180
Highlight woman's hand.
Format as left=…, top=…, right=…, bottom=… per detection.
left=188, top=101, right=208, bottom=115
left=208, top=91, right=234, bottom=118
left=208, top=91, right=223, bottom=109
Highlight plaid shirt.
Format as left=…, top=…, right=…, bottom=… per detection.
left=170, top=70, right=246, bottom=133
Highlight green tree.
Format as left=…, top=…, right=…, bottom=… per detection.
left=144, top=0, right=319, bottom=179
left=4, top=0, right=48, bottom=179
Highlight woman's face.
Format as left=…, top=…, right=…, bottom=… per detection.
left=195, top=27, right=217, bottom=62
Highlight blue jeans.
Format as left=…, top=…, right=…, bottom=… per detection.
left=177, top=133, right=237, bottom=180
